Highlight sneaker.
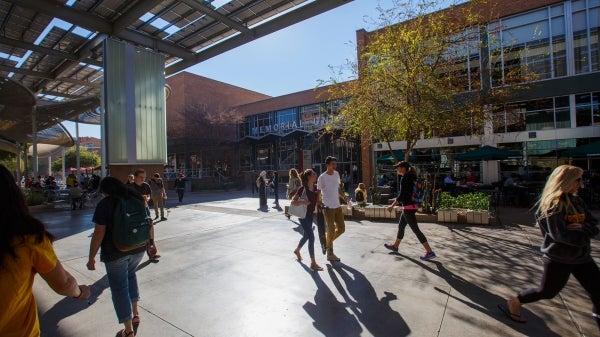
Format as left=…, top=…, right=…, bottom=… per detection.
left=327, top=253, right=341, bottom=262
left=161, top=217, right=167, bottom=221
left=384, top=243, right=399, bottom=252
left=420, top=251, right=436, bottom=260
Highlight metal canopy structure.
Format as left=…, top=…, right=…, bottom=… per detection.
left=0, top=0, right=352, bottom=102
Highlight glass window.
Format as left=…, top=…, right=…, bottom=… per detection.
left=593, top=92, right=600, bottom=125
left=572, top=3, right=594, bottom=74
left=555, top=96, right=571, bottom=128
left=576, top=93, right=592, bottom=126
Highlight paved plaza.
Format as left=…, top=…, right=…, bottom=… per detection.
left=33, top=189, right=600, bottom=337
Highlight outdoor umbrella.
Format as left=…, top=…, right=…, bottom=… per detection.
left=376, top=150, right=406, bottom=164
left=456, top=145, right=521, bottom=161
left=561, top=141, right=600, bottom=158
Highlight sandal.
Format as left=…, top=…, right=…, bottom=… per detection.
left=115, top=329, right=134, bottom=337
left=310, top=263, right=324, bottom=271
left=132, top=315, right=140, bottom=335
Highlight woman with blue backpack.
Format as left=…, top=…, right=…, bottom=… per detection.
left=87, top=177, right=152, bottom=337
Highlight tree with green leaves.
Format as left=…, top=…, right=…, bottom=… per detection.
left=324, top=0, right=531, bottom=163
left=51, top=148, right=100, bottom=173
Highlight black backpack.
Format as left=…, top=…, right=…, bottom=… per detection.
left=112, top=196, right=152, bottom=252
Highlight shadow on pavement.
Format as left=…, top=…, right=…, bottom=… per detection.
left=399, top=255, right=561, bottom=337
left=39, top=275, right=109, bottom=337
left=300, top=262, right=363, bottom=337
left=328, top=262, right=410, bottom=337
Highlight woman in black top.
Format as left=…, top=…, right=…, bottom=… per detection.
left=384, top=161, right=436, bottom=260
left=87, top=177, right=148, bottom=337
left=499, top=165, right=600, bottom=329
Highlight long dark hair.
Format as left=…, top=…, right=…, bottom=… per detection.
left=99, top=176, right=143, bottom=201
left=0, top=165, right=53, bottom=269
left=300, top=169, right=312, bottom=187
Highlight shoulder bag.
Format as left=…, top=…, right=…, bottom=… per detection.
left=289, top=187, right=308, bottom=219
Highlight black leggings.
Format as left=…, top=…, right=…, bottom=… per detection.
left=396, top=210, right=427, bottom=243
left=518, top=258, right=600, bottom=330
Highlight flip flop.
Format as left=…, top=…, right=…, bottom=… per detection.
left=498, top=303, right=526, bottom=323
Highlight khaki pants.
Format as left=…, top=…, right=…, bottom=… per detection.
left=322, top=207, right=345, bottom=252
left=152, top=194, right=165, bottom=218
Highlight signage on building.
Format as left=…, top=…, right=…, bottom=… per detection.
left=250, top=115, right=329, bottom=136
left=301, top=149, right=311, bottom=171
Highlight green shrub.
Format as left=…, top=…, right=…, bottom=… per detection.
left=455, top=192, right=490, bottom=211
left=24, top=189, right=46, bottom=206
left=438, top=192, right=456, bottom=209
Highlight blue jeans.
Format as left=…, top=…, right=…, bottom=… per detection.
left=297, top=212, right=315, bottom=258
left=105, top=251, right=144, bottom=323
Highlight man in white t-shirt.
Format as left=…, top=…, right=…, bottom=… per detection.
left=317, top=156, right=350, bottom=262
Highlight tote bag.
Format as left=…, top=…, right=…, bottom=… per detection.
left=289, top=187, right=308, bottom=219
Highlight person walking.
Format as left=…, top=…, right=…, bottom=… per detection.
left=291, top=169, right=323, bottom=271
left=285, top=168, right=301, bottom=219
left=499, top=165, right=600, bottom=330
left=127, top=169, right=159, bottom=261
left=174, top=172, right=186, bottom=203
left=0, top=164, right=90, bottom=337
left=149, top=173, right=167, bottom=221
left=257, top=170, right=268, bottom=209
left=272, top=171, right=280, bottom=207
left=384, top=161, right=436, bottom=260
left=317, top=156, right=350, bottom=262
left=87, top=177, right=148, bottom=337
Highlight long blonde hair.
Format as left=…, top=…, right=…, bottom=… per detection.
left=289, top=168, right=300, bottom=180
left=536, top=165, right=583, bottom=217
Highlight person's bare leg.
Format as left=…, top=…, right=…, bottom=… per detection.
left=389, top=239, right=401, bottom=247
left=132, top=301, right=140, bottom=334
left=422, top=241, right=433, bottom=253
left=293, top=247, right=302, bottom=261
left=310, top=258, right=323, bottom=271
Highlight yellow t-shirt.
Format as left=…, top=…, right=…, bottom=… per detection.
left=0, top=235, right=58, bottom=337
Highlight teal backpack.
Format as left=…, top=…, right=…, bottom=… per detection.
left=112, top=196, right=152, bottom=252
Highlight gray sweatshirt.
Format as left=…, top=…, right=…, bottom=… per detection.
left=537, top=194, right=598, bottom=264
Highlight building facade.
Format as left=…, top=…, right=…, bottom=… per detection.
left=233, top=86, right=361, bottom=183
left=165, top=72, right=271, bottom=180
left=165, top=0, right=598, bottom=191
left=363, top=0, right=599, bottom=184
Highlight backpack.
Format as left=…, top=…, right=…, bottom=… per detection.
left=112, top=196, right=152, bottom=252
left=355, top=190, right=365, bottom=202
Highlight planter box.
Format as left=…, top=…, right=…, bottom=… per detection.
left=465, top=211, right=491, bottom=225
left=437, top=209, right=458, bottom=223
left=342, top=206, right=353, bottom=216
left=364, top=205, right=399, bottom=219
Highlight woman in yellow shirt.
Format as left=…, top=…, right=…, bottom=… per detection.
left=0, top=165, right=90, bottom=337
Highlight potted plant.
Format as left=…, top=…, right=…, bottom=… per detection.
left=436, top=192, right=458, bottom=223
left=455, top=192, right=492, bottom=225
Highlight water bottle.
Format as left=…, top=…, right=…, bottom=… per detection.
left=346, top=199, right=353, bottom=210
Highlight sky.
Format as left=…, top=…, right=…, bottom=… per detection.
left=64, top=0, right=457, bottom=138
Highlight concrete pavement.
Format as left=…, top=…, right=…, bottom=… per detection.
left=32, top=189, right=600, bottom=337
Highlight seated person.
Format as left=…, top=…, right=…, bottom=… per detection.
left=377, top=174, right=388, bottom=186
left=456, top=177, right=471, bottom=190
left=503, top=173, right=519, bottom=187
left=354, top=183, right=367, bottom=207
left=69, top=183, right=83, bottom=210
left=443, top=174, right=455, bottom=185
left=465, top=170, right=477, bottom=184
